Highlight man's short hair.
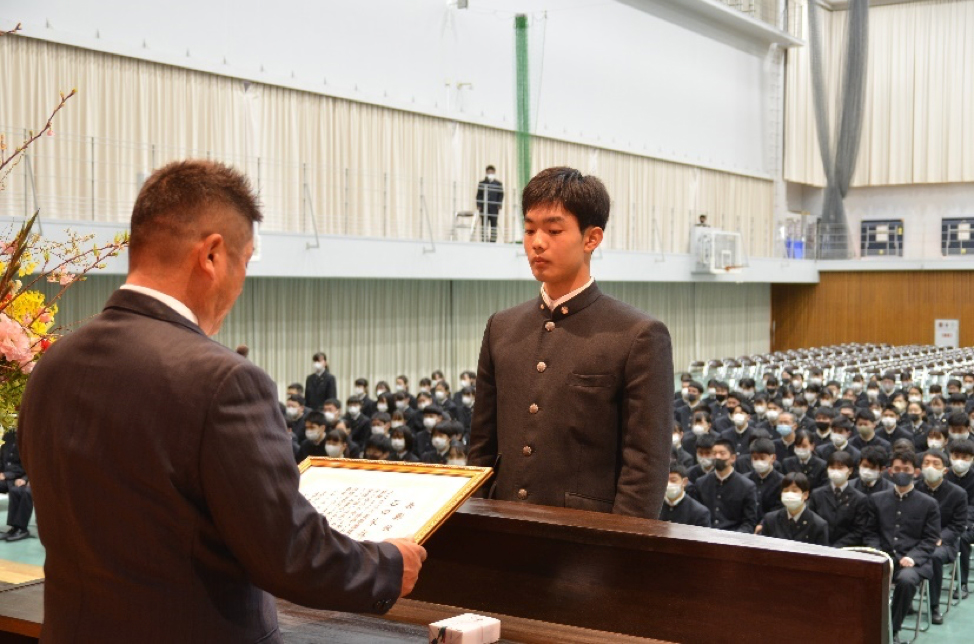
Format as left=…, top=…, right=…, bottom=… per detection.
left=130, top=160, right=262, bottom=256
left=695, top=434, right=717, bottom=450
left=827, top=451, right=854, bottom=469
left=486, top=165, right=496, bottom=172
left=923, top=449, right=949, bottom=468
left=860, top=445, right=889, bottom=468
left=782, top=471, right=810, bottom=493
left=669, top=464, right=688, bottom=477
left=287, top=382, right=304, bottom=394
left=305, top=411, right=326, bottom=426
left=949, top=439, right=974, bottom=457
left=287, top=394, right=305, bottom=406
left=521, top=167, right=610, bottom=231
left=948, top=411, right=969, bottom=427
left=749, top=438, right=775, bottom=456
left=855, top=409, right=876, bottom=423
left=890, top=449, right=917, bottom=467
left=713, top=438, right=735, bottom=454
left=323, top=398, right=342, bottom=409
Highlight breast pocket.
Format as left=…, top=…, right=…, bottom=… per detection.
left=567, top=373, right=617, bottom=388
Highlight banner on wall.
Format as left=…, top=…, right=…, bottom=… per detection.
left=935, top=319, right=959, bottom=348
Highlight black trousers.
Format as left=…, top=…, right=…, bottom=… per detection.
left=7, top=484, right=33, bottom=531
left=479, top=212, right=498, bottom=243
left=892, top=562, right=932, bottom=633
left=960, top=529, right=973, bottom=586
left=929, top=545, right=956, bottom=609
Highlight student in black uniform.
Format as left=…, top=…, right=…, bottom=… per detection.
left=389, top=426, right=420, bottom=463
left=747, top=438, right=784, bottom=515
left=947, top=439, right=974, bottom=598
left=750, top=394, right=771, bottom=433
left=659, top=464, right=712, bottom=528
left=946, top=411, right=972, bottom=446
left=363, top=435, right=393, bottom=461
left=422, top=420, right=462, bottom=464
left=687, top=434, right=717, bottom=485
left=852, top=409, right=892, bottom=453
left=865, top=449, right=941, bottom=643
left=878, top=405, right=913, bottom=445
left=927, top=396, right=948, bottom=430
left=683, top=410, right=717, bottom=458
left=782, top=430, right=828, bottom=490
left=713, top=391, right=742, bottom=433
left=351, top=378, right=377, bottom=418
left=772, top=411, right=799, bottom=462
left=675, top=381, right=707, bottom=433
left=815, top=417, right=861, bottom=465
left=433, top=381, right=457, bottom=416
left=455, top=386, right=475, bottom=438
left=298, top=411, right=328, bottom=461
left=694, top=439, right=759, bottom=533
left=808, top=451, right=869, bottom=548
left=760, top=472, right=829, bottom=546
left=921, top=427, right=948, bottom=456
left=810, top=407, right=834, bottom=447
left=284, top=394, right=309, bottom=443
left=904, top=400, right=929, bottom=450
left=342, top=395, right=371, bottom=446
left=413, top=404, right=443, bottom=457
left=916, top=449, right=968, bottom=624
left=852, top=445, right=893, bottom=497
left=671, top=423, right=695, bottom=469
left=720, top=402, right=754, bottom=455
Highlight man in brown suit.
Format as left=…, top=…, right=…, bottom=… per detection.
left=18, top=161, right=425, bottom=642
left=468, top=167, right=674, bottom=518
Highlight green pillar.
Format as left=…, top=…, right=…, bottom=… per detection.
left=515, top=14, right=531, bottom=204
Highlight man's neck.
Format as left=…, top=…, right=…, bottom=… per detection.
left=896, top=484, right=914, bottom=497
left=543, top=269, right=592, bottom=302
left=787, top=504, right=805, bottom=520
left=716, top=467, right=734, bottom=480
left=926, top=478, right=944, bottom=491
left=782, top=434, right=795, bottom=446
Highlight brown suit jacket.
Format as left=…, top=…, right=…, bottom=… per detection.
left=18, top=290, right=403, bottom=643
left=467, top=283, right=673, bottom=518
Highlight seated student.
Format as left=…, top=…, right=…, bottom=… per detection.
left=851, top=409, right=892, bottom=453
left=946, top=411, right=972, bottom=446
left=947, top=439, right=974, bottom=599
left=413, top=404, right=444, bottom=458
left=369, top=413, right=391, bottom=438
left=315, top=428, right=351, bottom=459
left=763, top=376, right=782, bottom=401
left=351, top=378, right=377, bottom=418
left=738, top=378, right=757, bottom=401
left=878, top=404, right=913, bottom=445
left=682, top=410, right=716, bottom=458
left=810, top=407, right=835, bottom=447
left=808, top=452, right=869, bottom=548
left=445, top=441, right=468, bottom=467
left=390, top=410, right=408, bottom=432
left=671, top=423, right=695, bottom=469
left=375, top=380, right=392, bottom=400
left=418, top=377, right=434, bottom=397
left=927, top=395, right=948, bottom=430
left=750, top=393, right=771, bottom=432
left=333, top=422, right=362, bottom=458
left=772, top=411, right=799, bottom=462
left=321, top=398, right=343, bottom=429
left=687, top=434, right=717, bottom=484
left=423, top=420, right=462, bottom=464
left=0, top=480, right=33, bottom=542
left=374, top=391, right=395, bottom=417
left=363, top=434, right=394, bottom=461
left=659, top=464, right=712, bottom=528
left=713, top=391, right=742, bottom=433
left=395, top=374, right=418, bottom=409
left=297, top=411, right=327, bottom=461
left=734, top=429, right=777, bottom=475
left=792, top=396, right=815, bottom=433
left=852, top=445, right=893, bottom=497
left=675, top=380, right=707, bottom=433
left=779, top=385, right=796, bottom=413
left=719, top=402, right=754, bottom=455
left=747, top=438, right=784, bottom=515
left=408, top=391, right=435, bottom=433
left=694, top=439, right=759, bottom=533
left=707, top=381, right=730, bottom=419
left=394, top=391, right=416, bottom=421
left=862, top=380, right=881, bottom=408
left=947, top=391, right=968, bottom=415
left=433, top=381, right=458, bottom=416
left=916, top=449, right=968, bottom=625
left=388, top=426, right=420, bottom=463
left=920, top=427, right=948, bottom=457
left=877, top=372, right=898, bottom=406
left=286, top=382, right=304, bottom=398
left=455, top=386, right=475, bottom=439
left=782, top=430, right=828, bottom=490
left=343, top=395, right=371, bottom=446
left=284, top=394, right=309, bottom=442
left=906, top=401, right=930, bottom=451
left=815, top=417, right=861, bottom=465
left=760, top=472, right=829, bottom=546
left=865, top=449, right=941, bottom=643
left=835, top=400, right=857, bottom=424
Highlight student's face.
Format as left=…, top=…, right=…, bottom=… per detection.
left=696, top=448, right=713, bottom=460
left=286, top=401, right=303, bottom=414
left=889, top=460, right=915, bottom=476
left=751, top=453, right=774, bottom=467
left=326, top=440, right=345, bottom=452
left=921, top=455, right=945, bottom=472
left=365, top=449, right=389, bottom=460
left=712, top=445, right=733, bottom=465
left=951, top=453, right=973, bottom=466
left=523, top=203, right=602, bottom=288
left=323, top=404, right=339, bottom=415
left=372, top=424, right=388, bottom=435
left=667, top=473, right=686, bottom=488
left=782, top=483, right=808, bottom=502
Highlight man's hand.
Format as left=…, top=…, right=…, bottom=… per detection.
left=13, top=479, right=25, bottom=488
left=0, top=473, right=6, bottom=481
left=386, top=538, right=427, bottom=597
left=900, top=556, right=915, bottom=568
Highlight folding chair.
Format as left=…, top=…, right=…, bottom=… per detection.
left=941, top=552, right=961, bottom=614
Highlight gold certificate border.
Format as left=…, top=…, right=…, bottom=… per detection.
left=297, top=457, right=492, bottom=545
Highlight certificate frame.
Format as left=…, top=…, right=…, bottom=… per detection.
left=297, top=457, right=492, bottom=544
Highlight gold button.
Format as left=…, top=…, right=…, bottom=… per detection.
left=537, top=362, right=547, bottom=373
left=539, top=304, right=544, bottom=310
left=529, top=403, right=539, bottom=414
left=522, top=445, right=533, bottom=456
left=561, top=306, right=569, bottom=315
left=517, top=488, right=528, bottom=500
left=545, top=321, right=555, bottom=331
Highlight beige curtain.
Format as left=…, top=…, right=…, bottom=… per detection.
left=1, top=35, right=775, bottom=255
left=43, top=276, right=771, bottom=400
left=786, top=0, right=974, bottom=187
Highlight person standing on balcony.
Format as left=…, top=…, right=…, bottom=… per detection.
left=475, top=165, right=504, bottom=243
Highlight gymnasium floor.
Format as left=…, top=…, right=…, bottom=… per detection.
left=0, top=502, right=971, bottom=642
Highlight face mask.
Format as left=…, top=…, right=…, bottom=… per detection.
left=348, top=406, right=361, bottom=419
left=687, top=393, right=699, bottom=403
left=952, top=460, right=973, bottom=475
left=776, top=424, right=793, bottom=437
left=890, top=471, right=914, bottom=487
left=815, top=421, right=830, bottom=432
left=856, top=425, right=873, bottom=438
left=804, top=393, right=817, bottom=404
left=792, top=381, right=804, bottom=391
left=752, top=459, right=772, bottom=474
left=793, top=407, right=806, bottom=419
left=692, top=424, right=708, bottom=437
left=665, top=482, right=683, bottom=500
left=460, top=379, right=471, bottom=389
left=377, top=403, right=389, bottom=413
left=305, top=429, right=322, bottom=443
left=908, top=395, right=922, bottom=404
left=828, top=469, right=849, bottom=486
left=462, top=396, right=474, bottom=407
left=715, top=394, right=727, bottom=403
left=391, top=438, right=406, bottom=452
left=697, top=457, right=714, bottom=470
left=714, top=458, right=729, bottom=471
left=950, top=431, right=969, bottom=442
left=672, top=434, right=682, bottom=448
left=324, top=411, right=337, bottom=424
left=434, top=391, right=447, bottom=402
left=486, top=173, right=496, bottom=181
left=395, top=384, right=405, bottom=392
left=285, top=407, right=300, bottom=420
left=766, top=387, right=778, bottom=396
left=420, top=387, right=431, bottom=395
left=851, top=382, right=863, bottom=393
left=819, top=400, right=833, bottom=408
left=965, top=382, right=974, bottom=393
left=417, top=401, right=429, bottom=411
left=681, top=386, right=689, bottom=399
left=732, top=414, right=747, bottom=428
left=396, top=400, right=407, bottom=411
left=423, top=417, right=438, bottom=429
left=795, top=448, right=811, bottom=460
left=810, top=377, right=823, bottom=387
left=741, top=389, right=755, bottom=399
left=907, top=413, right=921, bottom=423
left=782, top=398, right=794, bottom=409
left=390, top=420, right=404, bottom=429
left=781, top=492, right=804, bottom=511
left=866, top=390, right=879, bottom=401
left=377, top=388, right=389, bottom=396
left=432, top=436, right=449, bottom=451
left=859, top=467, right=880, bottom=483
left=921, top=466, right=944, bottom=484
left=892, top=401, right=906, bottom=413
left=354, top=387, right=365, bottom=396
left=754, top=405, right=767, bottom=416
left=766, top=409, right=780, bottom=423
left=881, top=383, right=895, bottom=395
left=325, top=443, right=343, bottom=458
left=447, top=458, right=467, bottom=467
left=880, top=416, right=897, bottom=429
left=831, top=433, right=847, bottom=447
left=371, top=425, right=386, bottom=436
left=928, top=439, right=945, bottom=450
left=872, top=409, right=881, bottom=420
left=931, top=406, right=944, bottom=416
left=313, top=361, right=324, bottom=373
left=707, top=388, right=717, bottom=397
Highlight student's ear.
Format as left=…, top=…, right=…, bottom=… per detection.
left=583, top=226, right=603, bottom=253
left=802, top=491, right=810, bottom=502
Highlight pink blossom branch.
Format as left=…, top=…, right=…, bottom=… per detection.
left=0, top=88, right=77, bottom=184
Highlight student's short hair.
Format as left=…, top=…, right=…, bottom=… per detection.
left=673, top=422, right=684, bottom=433
left=486, top=165, right=496, bottom=172
left=323, top=398, right=342, bottom=409
left=892, top=438, right=915, bottom=453
left=366, top=434, right=392, bottom=453
left=836, top=400, right=855, bottom=411
left=739, top=378, right=756, bottom=388
left=695, top=434, right=717, bottom=450
left=814, top=407, right=835, bottom=419
left=793, top=430, right=813, bottom=446
left=949, top=439, right=974, bottom=457
left=522, top=166, right=611, bottom=231
left=688, top=380, right=704, bottom=392
left=782, top=471, right=810, bottom=493
left=287, top=382, right=304, bottom=393
left=346, top=396, right=364, bottom=406
left=692, top=410, right=712, bottom=423
left=949, top=393, right=967, bottom=404
left=305, top=411, right=326, bottom=426
left=355, top=377, right=369, bottom=387
left=922, top=449, right=949, bottom=468
left=947, top=379, right=962, bottom=389
left=765, top=376, right=779, bottom=386
left=927, top=426, right=946, bottom=438
left=948, top=411, right=969, bottom=427
left=416, top=390, right=433, bottom=401
left=827, top=451, right=855, bottom=469
left=749, top=438, right=775, bottom=456
left=326, top=428, right=349, bottom=444
left=287, top=394, right=305, bottom=406
left=670, top=463, right=689, bottom=477
left=855, top=409, right=876, bottom=423
left=750, top=428, right=772, bottom=442
left=715, top=381, right=730, bottom=390
left=890, top=449, right=916, bottom=467
left=397, top=374, right=409, bottom=384
left=712, top=438, right=735, bottom=453
left=733, top=401, right=753, bottom=415
left=860, top=445, right=889, bottom=468
left=930, top=384, right=943, bottom=393
left=434, top=420, right=463, bottom=436
left=313, top=352, right=328, bottom=362
left=882, top=372, right=897, bottom=382
left=371, top=413, right=391, bottom=424
left=831, top=417, right=853, bottom=433
left=752, top=392, right=769, bottom=404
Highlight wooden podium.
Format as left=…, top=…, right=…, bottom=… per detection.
left=0, top=499, right=891, bottom=643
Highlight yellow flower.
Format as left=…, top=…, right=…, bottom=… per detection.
left=4, top=291, right=57, bottom=336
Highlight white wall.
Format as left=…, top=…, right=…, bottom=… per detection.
left=3, top=0, right=774, bottom=177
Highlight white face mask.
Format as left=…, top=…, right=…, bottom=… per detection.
left=434, top=391, right=447, bottom=402
left=828, top=469, right=849, bottom=486
left=766, top=409, right=780, bottom=423
left=486, top=173, right=496, bottom=181
left=752, top=459, right=772, bottom=474
left=324, top=443, right=343, bottom=458
left=417, top=401, right=429, bottom=411
left=432, top=436, right=449, bottom=451
left=858, top=467, right=880, bottom=482
left=377, top=403, right=389, bottom=413
left=395, top=384, right=405, bottom=392
left=313, top=361, right=324, bottom=373
left=754, top=405, right=767, bottom=416
left=691, top=424, right=708, bottom=437
left=354, top=386, right=365, bottom=396
left=880, top=416, right=897, bottom=429
left=782, top=398, right=794, bottom=409
left=707, top=388, right=717, bottom=397
left=697, top=457, right=714, bottom=470
left=390, top=438, right=406, bottom=452
left=672, top=434, right=682, bottom=448
left=804, top=392, right=817, bottom=404
left=831, top=433, right=847, bottom=447
left=851, top=382, right=863, bottom=393
left=305, top=429, right=323, bottom=443
left=922, top=466, right=944, bottom=484
left=462, top=396, right=474, bottom=408
left=866, top=390, right=879, bottom=401
left=447, top=458, right=467, bottom=467
left=390, top=420, right=404, bottom=429
left=285, top=407, right=301, bottom=420
left=908, top=395, right=922, bottom=404
left=324, top=411, right=337, bottom=424
left=732, top=413, right=747, bottom=428
left=809, top=377, right=823, bottom=387
left=795, top=447, right=811, bottom=461
left=424, top=416, right=438, bottom=429
left=928, top=439, right=945, bottom=450
left=952, top=459, right=973, bottom=475
left=348, top=406, right=361, bottom=418
left=665, top=483, right=683, bottom=500
left=892, top=401, right=906, bottom=413
left=950, top=431, right=970, bottom=442
left=395, top=400, right=407, bottom=411
left=781, top=492, right=804, bottom=511
left=964, top=382, right=974, bottom=392
left=371, top=425, right=387, bottom=436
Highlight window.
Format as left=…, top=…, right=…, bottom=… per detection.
left=860, top=219, right=903, bottom=257
left=941, top=218, right=974, bottom=256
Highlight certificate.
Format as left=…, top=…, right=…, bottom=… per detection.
left=298, top=457, right=492, bottom=544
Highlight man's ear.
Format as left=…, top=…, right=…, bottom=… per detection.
left=197, top=233, right=225, bottom=279
left=584, top=226, right=604, bottom=253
